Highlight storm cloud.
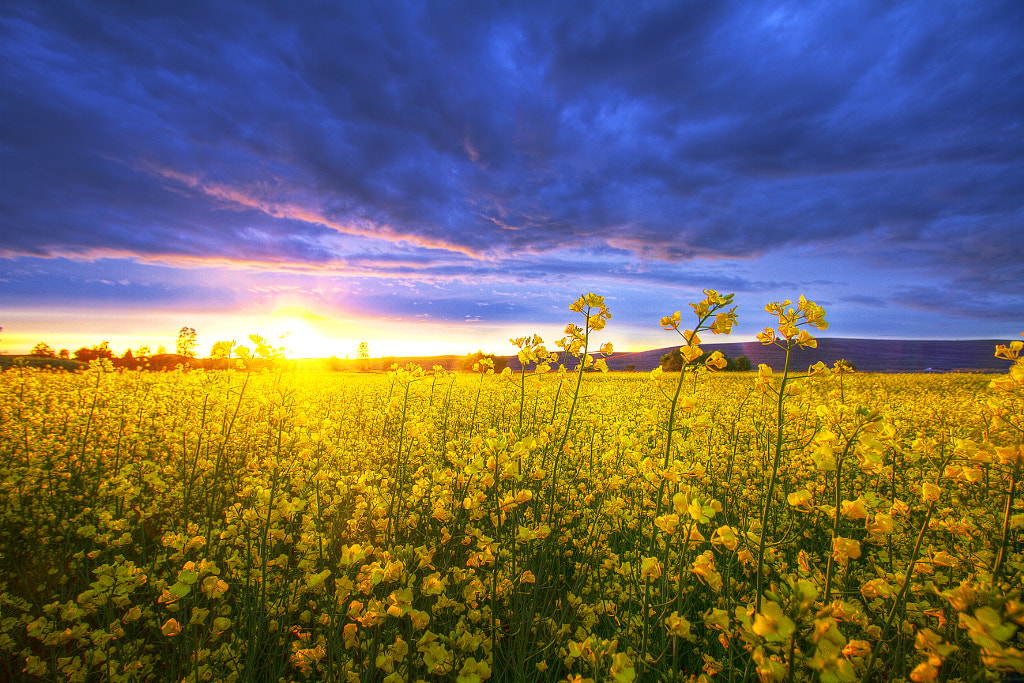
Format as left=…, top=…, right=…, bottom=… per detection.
left=2, top=0, right=1022, bottom=344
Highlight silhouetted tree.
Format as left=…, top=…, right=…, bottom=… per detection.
left=176, top=327, right=198, bottom=357
left=459, top=350, right=508, bottom=373
left=59, top=349, right=70, bottom=360
left=74, top=341, right=114, bottom=362
left=30, top=342, right=57, bottom=358
left=661, top=348, right=748, bottom=372
left=357, top=341, right=370, bottom=370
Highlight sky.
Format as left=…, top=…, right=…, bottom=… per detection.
left=2, top=1, right=1023, bottom=358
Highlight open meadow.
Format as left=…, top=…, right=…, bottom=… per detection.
left=1, top=293, right=1022, bottom=683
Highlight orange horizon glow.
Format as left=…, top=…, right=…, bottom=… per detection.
left=1, top=305, right=659, bottom=359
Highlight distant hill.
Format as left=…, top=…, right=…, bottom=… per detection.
left=506, top=338, right=1017, bottom=374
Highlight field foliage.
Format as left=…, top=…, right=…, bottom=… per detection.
left=1, top=292, right=1022, bottom=683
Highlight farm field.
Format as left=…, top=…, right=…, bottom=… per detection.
left=1, top=294, right=1022, bottom=683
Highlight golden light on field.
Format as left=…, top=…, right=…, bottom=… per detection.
left=238, top=307, right=515, bottom=359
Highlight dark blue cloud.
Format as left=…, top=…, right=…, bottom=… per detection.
left=1, top=0, right=1023, bottom=339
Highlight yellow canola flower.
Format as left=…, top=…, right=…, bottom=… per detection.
left=703, top=608, right=730, bottom=632
left=809, top=617, right=855, bottom=683
left=660, top=311, right=682, bottom=331
left=681, top=345, right=703, bottom=363
left=914, top=628, right=959, bottom=670
left=456, top=656, right=491, bottom=683
left=683, top=526, right=707, bottom=547
left=305, top=569, right=331, bottom=591
left=671, top=491, right=689, bottom=515
left=860, top=578, right=895, bottom=600
left=711, top=525, right=739, bottom=551
left=609, top=652, right=636, bottom=683
left=921, top=482, right=941, bottom=504
left=865, top=513, right=894, bottom=537
left=796, top=329, right=818, bottom=348
left=421, top=573, right=447, bottom=596
left=211, top=616, right=231, bottom=635
left=840, top=498, right=869, bottom=521
left=688, top=498, right=722, bottom=523
left=911, top=662, right=939, bottom=682
left=809, top=360, right=830, bottom=376
left=705, top=350, right=727, bottom=371
left=755, top=364, right=774, bottom=392
left=665, top=611, right=693, bottom=639
left=654, top=513, right=680, bottom=535
left=753, top=646, right=787, bottom=682
left=958, top=607, right=1019, bottom=656
left=753, top=601, right=796, bottom=643
left=161, top=618, right=182, bottom=637
left=787, top=489, right=814, bottom=513
left=994, top=340, right=1023, bottom=361
left=710, top=307, right=738, bottom=335
left=690, top=551, right=723, bottom=591
left=640, top=556, right=662, bottom=581
left=831, top=537, right=862, bottom=567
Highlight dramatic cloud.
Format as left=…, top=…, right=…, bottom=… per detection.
left=1, top=0, right=1022, bottom=349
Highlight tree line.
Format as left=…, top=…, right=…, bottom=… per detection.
left=659, top=347, right=752, bottom=372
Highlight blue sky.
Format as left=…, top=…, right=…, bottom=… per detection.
left=2, top=1, right=1022, bottom=357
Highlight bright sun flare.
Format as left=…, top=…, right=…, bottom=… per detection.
left=265, top=319, right=339, bottom=359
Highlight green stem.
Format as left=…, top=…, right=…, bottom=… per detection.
left=992, top=442, right=1022, bottom=586
left=755, top=341, right=792, bottom=614
left=859, top=496, right=938, bottom=683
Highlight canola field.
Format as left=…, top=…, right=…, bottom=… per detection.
left=1, top=292, right=1022, bottom=683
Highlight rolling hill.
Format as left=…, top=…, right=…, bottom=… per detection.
left=507, top=338, right=1017, bottom=374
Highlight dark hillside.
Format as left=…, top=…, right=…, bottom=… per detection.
left=507, top=338, right=1017, bottom=374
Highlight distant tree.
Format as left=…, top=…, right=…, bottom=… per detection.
left=210, top=340, right=236, bottom=359
left=30, top=342, right=57, bottom=358
left=459, top=350, right=508, bottom=373
left=119, top=348, right=137, bottom=370
left=625, top=364, right=636, bottom=372
left=357, top=341, right=370, bottom=370
left=660, top=349, right=684, bottom=372
left=156, top=345, right=167, bottom=355
left=661, top=348, right=746, bottom=372
left=176, top=327, right=198, bottom=357
left=74, top=341, right=114, bottom=363
left=59, top=348, right=70, bottom=360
